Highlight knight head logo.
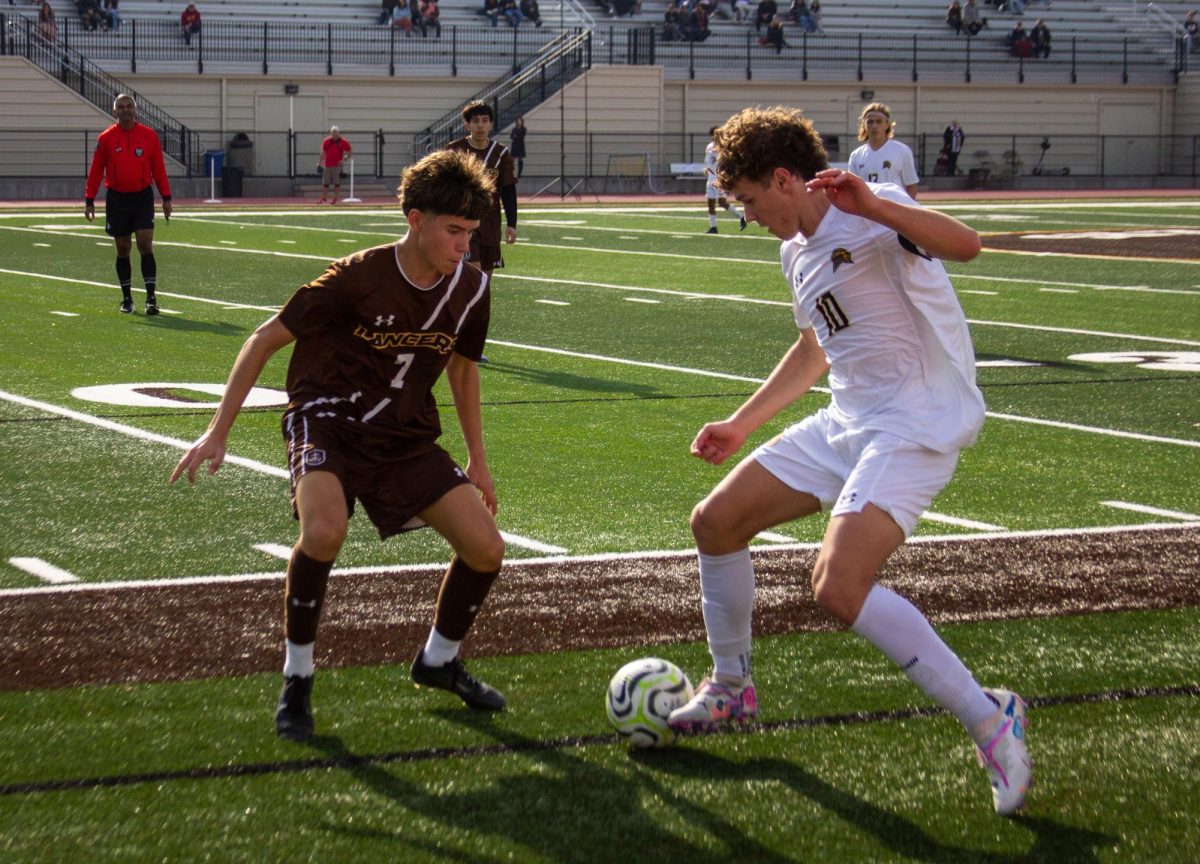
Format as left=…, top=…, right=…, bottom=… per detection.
left=831, top=248, right=854, bottom=272
left=883, top=160, right=892, bottom=169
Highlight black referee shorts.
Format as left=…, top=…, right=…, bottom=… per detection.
left=104, top=187, right=155, bottom=238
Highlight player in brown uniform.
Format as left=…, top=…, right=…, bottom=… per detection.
left=170, top=149, right=507, bottom=741
left=445, top=100, right=518, bottom=280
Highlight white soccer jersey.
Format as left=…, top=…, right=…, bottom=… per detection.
left=848, top=139, right=920, bottom=188
left=780, top=183, right=984, bottom=452
left=704, top=141, right=724, bottom=198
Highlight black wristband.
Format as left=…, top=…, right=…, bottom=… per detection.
left=85, top=198, right=95, bottom=207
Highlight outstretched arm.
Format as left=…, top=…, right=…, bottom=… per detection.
left=169, top=315, right=295, bottom=484
left=807, top=168, right=981, bottom=262
left=692, top=328, right=828, bottom=465
left=445, top=351, right=497, bottom=514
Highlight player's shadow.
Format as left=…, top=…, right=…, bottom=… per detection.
left=139, top=316, right=247, bottom=336
left=643, top=748, right=1115, bottom=863
left=305, top=713, right=786, bottom=864
left=478, top=360, right=664, bottom=399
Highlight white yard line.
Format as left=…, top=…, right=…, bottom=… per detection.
left=254, top=543, right=294, bottom=560
left=1100, top=501, right=1200, bottom=521
left=7, top=557, right=79, bottom=584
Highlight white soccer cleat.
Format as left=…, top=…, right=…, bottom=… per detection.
left=667, top=677, right=758, bottom=734
left=975, top=687, right=1032, bottom=816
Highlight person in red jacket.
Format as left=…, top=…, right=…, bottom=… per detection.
left=85, top=93, right=173, bottom=315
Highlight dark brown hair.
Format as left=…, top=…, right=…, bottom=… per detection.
left=398, top=149, right=495, bottom=220
left=713, top=106, right=829, bottom=190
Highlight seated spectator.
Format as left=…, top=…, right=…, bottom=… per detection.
left=379, top=0, right=398, bottom=25
left=391, top=0, right=413, bottom=33
left=1185, top=10, right=1198, bottom=53
left=76, top=0, right=102, bottom=31
left=1006, top=19, right=1030, bottom=56
left=1030, top=17, right=1050, bottom=57
left=419, top=0, right=441, bottom=35
left=520, top=0, right=542, bottom=27
left=692, top=4, right=710, bottom=39
left=180, top=2, right=201, bottom=46
left=479, top=0, right=500, bottom=27
left=662, top=0, right=683, bottom=40
left=765, top=12, right=786, bottom=52
left=610, top=0, right=639, bottom=17
left=103, top=0, right=120, bottom=29
left=732, top=0, right=752, bottom=22
left=500, top=0, right=522, bottom=26
left=754, top=0, right=776, bottom=32
left=963, top=0, right=986, bottom=35
left=808, top=0, right=822, bottom=32
left=38, top=0, right=57, bottom=41
left=946, top=0, right=962, bottom=34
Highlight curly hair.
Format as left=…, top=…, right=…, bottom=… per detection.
left=398, top=149, right=495, bottom=221
left=856, top=101, right=894, bottom=142
left=712, top=106, right=829, bottom=191
left=461, top=100, right=495, bottom=123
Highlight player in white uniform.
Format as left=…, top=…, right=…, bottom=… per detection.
left=667, top=106, right=1032, bottom=817
left=848, top=101, right=920, bottom=199
left=703, top=126, right=746, bottom=234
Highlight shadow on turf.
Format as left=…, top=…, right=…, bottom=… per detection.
left=478, top=360, right=666, bottom=398
left=139, top=315, right=248, bottom=336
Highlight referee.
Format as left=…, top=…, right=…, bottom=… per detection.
left=84, top=94, right=173, bottom=315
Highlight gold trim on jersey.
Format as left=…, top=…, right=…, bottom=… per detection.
left=353, top=325, right=457, bottom=353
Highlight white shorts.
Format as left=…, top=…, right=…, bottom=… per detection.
left=752, top=410, right=960, bottom=537
left=705, top=181, right=725, bottom=200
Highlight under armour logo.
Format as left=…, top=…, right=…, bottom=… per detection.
left=375, top=314, right=395, bottom=326
left=290, top=597, right=318, bottom=608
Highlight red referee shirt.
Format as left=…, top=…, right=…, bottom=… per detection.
left=85, top=122, right=172, bottom=202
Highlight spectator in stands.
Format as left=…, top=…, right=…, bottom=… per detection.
left=808, top=0, right=822, bottom=31
left=946, top=0, right=963, bottom=34
left=76, top=0, right=102, bottom=31
left=103, top=0, right=120, bottom=29
left=754, top=0, right=776, bottom=32
left=765, top=13, right=786, bottom=52
left=180, top=2, right=201, bottom=46
left=732, top=0, right=752, bottom=23
left=391, top=0, right=414, bottom=34
left=500, top=0, right=522, bottom=26
left=479, top=0, right=501, bottom=27
left=379, top=0, right=397, bottom=24
left=1006, top=19, right=1030, bottom=57
left=662, top=0, right=683, bottom=39
left=1185, top=11, right=1199, bottom=53
left=37, top=0, right=57, bottom=41
left=942, top=119, right=964, bottom=175
left=316, top=126, right=352, bottom=205
left=687, top=3, right=711, bottom=40
left=510, top=116, right=527, bottom=178
left=419, top=0, right=440, bottom=35
left=1030, top=17, right=1050, bottom=57
left=962, top=0, right=986, bottom=35
left=788, top=0, right=806, bottom=27
left=520, top=0, right=542, bottom=27
left=1001, top=0, right=1024, bottom=13
left=611, top=0, right=639, bottom=17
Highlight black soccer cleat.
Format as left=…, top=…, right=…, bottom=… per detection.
left=275, top=674, right=314, bottom=741
left=740, top=216, right=748, bottom=231
left=411, top=650, right=506, bottom=711
left=120, top=298, right=134, bottom=314
left=705, top=226, right=718, bottom=235
left=145, top=300, right=160, bottom=316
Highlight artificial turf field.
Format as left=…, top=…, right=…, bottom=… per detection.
left=0, top=195, right=1197, bottom=861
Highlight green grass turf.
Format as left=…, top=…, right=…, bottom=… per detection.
left=0, top=607, right=1196, bottom=862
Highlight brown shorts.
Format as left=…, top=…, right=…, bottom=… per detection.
left=282, top=412, right=471, bottom=539
left=321, top=165, right=343, bottom=185
left=467, top=237, right=504, bottom=272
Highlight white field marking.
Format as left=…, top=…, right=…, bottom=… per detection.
left=948, top=273, right=1153, bottom=292
left=559, top=236, right=584, bottom=241
left=988, top=411, right=1200, bottom=448
left=338, top=239, right=358, bottom=243
left=523, top=219, right=586, bottom=225
left=980, top=246, right=1200, bottom=266
left=522, top=240, right=769, bottom=265
left=1039, top=288, right=1079, bottom=294
left=33, top=242, right=51, bottom=247
left=500, top=272, right=774, bottom=304
left=8, top=557, right=79, bottom=584
left=755, top=530, right=797, bottom=543
left=276, top=239, right=297, bottom=244
left=254, top=543, right=294, bottom=560
left=624, top=297, right=661, bottom=304
left=975, top=359, right=1042, bottom=367
left=49, top=311, right=79, bottom=317
left=498, top=531, right=567, bottom=555
left=967, top=319, right=1200, bottom=348
left=2, top=521, right=1195, bottom=597
left=963, top=290, right=998, bottom=296
left=219, top=240, right=238, bottom=245
left=0, top=268, right=281, bottom=313
left=175, top=215, right=392, bottom=239
left=1101, top=501, right=1200, bottom=521
left=919, top=512, right=1005, bottom=531
left=0, top=388, right=563, bottom=556
left=620, top=235, right=641, bottom=240
left=535, top=299, right=570, bottom=306
left=0, top=225, right=335, bottom=264
left=525, top=220, right=777, bottom=243
left=671, top=235, right=690, bottom=239
left=1020, top=228, right=1200, bottom=241
left=94, top=241, right=108, bottom=246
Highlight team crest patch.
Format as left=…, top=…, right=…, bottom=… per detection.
left=831, top=248, right=854, bottom=272
left=883, top=160, right=892, bottom=169
left=304, top=449, right=327, bottom=467
left=135, top=147, right=144, bottom=157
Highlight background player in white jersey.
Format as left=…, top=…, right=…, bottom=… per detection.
left=703, top=126, right=746, bottom=234
left=667, top=106, right=1032, bottom=817
left=848, top=102, right=920, bottom=199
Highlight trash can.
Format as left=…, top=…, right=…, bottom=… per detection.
left=204, top=149, right=224, bottom=178
left=968, top=167, right=989, bottom=189
left=226, top=132, right=254, bottom=176
left=221, top=166, right=244, bottom=198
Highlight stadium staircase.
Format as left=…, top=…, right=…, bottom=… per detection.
left=0, top=12, right=204, bottom=175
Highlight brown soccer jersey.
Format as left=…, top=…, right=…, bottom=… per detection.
left=445, top=137, right=516, bottom=248
left=279, top=243, right=489, bottom=442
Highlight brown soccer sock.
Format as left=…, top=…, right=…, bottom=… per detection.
left=285, top=547, right=333, bottom=645
left=432, top=556, right=500, bottom=641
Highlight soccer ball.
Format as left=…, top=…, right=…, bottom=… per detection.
left=605, top=657, right=693, bottom=748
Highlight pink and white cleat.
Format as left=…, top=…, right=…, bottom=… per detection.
left=975, top=687, right=1033, bottom=816
left=667, top=677, right=758, bottom=734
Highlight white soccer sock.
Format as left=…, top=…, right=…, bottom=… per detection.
left=851, top=585, right=998, bottom=733
left=708, top=213, right=718, bottom=229
left=699, top=548, right=755, bottom=681
left=421, top=628, right=461, bottom=667
left=283, top=640, right=314, bottom=678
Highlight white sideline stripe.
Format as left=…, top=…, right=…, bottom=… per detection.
left=0, top=389, right=562, bottom=555
left=535, top=299, right=570, bottom=306
left=963, top=290, right=998, bottom=296
left=1101, top=501, right=1200, bottom=521
left=981, top=246, right=1200, bottom=266
left=254, top=543, right=294, bottom=560
left=1, top=522, right=1194, bottom=597
left=498, top=531, right=567, bottom=554
left=1039, top=288, right=1078, bottom=294
left=0, top=268, right=280, bottom=313
left=755, top=531, right=796, bottom=543
left=919, top=512, right=1005, bottom=531
left=8, top=557, right=79, bottom=584
left=49, top=311, right=79, bottom=317
left=988, top=411, right=1200, bottom=448
left=624, top=297, right=660, bottom=304
left=524, top=240, right=770, bottom=265
left=967, top=319, right=1200, bottom=348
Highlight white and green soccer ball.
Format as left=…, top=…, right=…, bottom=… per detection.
left=605, top=657, right=694, bottom=748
